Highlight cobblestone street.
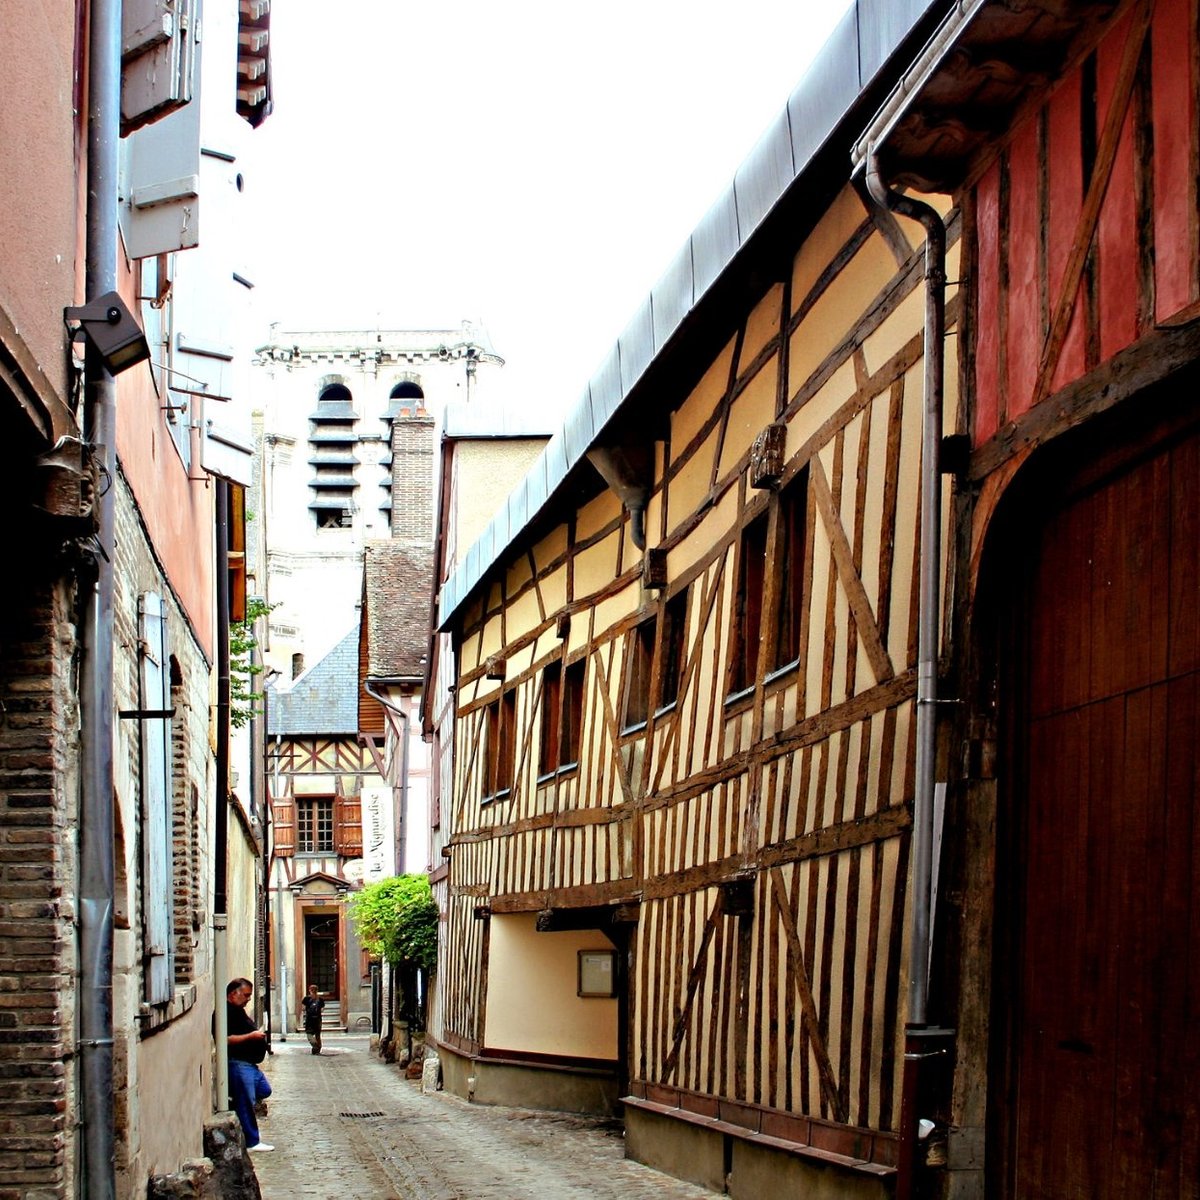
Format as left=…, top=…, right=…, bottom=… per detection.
left=250, top=1036, right=715, bottom=1200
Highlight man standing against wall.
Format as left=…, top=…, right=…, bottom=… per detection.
left=226, top=978, right=275, bottom=1152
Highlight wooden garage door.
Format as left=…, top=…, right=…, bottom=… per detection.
left=998, top=421, right=1200, bottom=1199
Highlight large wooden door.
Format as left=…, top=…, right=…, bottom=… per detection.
left=995, top=417, right=1200, bottom=1199
left=304, top=912, right=340, bottom=1000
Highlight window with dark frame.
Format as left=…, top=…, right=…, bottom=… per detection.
left=540, top=658, right=585, bottom=775
left=562, top=659, right=585, bottom=767
left=769, top=467, right=809, bottom=672
left=729, top=511, right=768, bottom=694
left=485, top=699, right=500, bottom=795
left=484, top=691, right=516, bottom=798
left=622, top=618, right=656, bottom=730
left=660, top=589, right=688, bottom=710
left=499, top=690, right=516, bottom=791
left=539, top=661, right=562, bottom=776
left=297, top=796, right=335, bottom=853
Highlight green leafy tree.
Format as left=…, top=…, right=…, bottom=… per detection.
left=230, top=596, right=274, bottom=729
left=349, top=875, right=438, bottom=973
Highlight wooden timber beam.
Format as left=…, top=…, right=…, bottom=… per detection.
left=769, top=867, right=845, bottom=1122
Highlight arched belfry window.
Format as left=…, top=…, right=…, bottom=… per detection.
left=309, top=379, right=359, bottom=529
left=388, top=380, right=424, bottom=402
left=319, top=381, right=354, bottom=406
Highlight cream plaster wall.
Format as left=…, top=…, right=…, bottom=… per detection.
left=452, top=439, right=548, bottom=554
left=486, top=914, right=618, bottom=1060
left=131, top=991, right=214, bottom=1180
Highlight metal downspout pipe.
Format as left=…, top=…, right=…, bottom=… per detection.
left=270, top=732, right=289, bottom=1039
left=864, top=153, right=946, bottom=1200
left=78, top=0, right=121, bottom=1193
left=213, top=482, right=232, bottom=1114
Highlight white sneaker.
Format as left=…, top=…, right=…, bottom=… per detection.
left=248, top=1142, right=275, bottom=1153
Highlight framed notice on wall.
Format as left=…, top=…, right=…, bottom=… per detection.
left=577, top=949, right=616, bottom=998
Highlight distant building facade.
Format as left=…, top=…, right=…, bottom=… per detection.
left=255, top=327, right=502, bottom=1038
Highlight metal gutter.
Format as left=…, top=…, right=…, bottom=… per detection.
left=437, top=0, right=948, bottom=630
left=848, top=5, right=975, bottom=1195
left=863, top=155, right=947, bottom=1200
left=78, top=0, right=120, bottom=1191
left=213, top=479, right=233, bottom=1118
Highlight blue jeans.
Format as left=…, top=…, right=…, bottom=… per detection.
left=228, top=1058, right=272, bottom=1147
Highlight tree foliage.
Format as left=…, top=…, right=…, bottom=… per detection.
left=349, top=874, right=438, bottom=972
left=230, top=596, right=274, bottom=730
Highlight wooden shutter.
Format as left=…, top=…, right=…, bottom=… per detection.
left=121, top=0, right=197, bottom=133
left=335, top=794, right=363, bottom=859
left=139, top=593, right=175, bottom=1005
left=272, top=797, right=295, bottom=857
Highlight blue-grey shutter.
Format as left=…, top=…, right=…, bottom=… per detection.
left=139, top=593, right=175, bottom=1004
left=121, top=0, right=197, bottom=133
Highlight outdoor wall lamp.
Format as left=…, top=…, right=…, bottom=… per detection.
left=65, top=291, right=151, bottom=376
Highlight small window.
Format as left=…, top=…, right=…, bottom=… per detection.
left=622, top=619, right=655, bottom=730
left=539, top=658, right=584, bottom=775
left=729, top=512, right=768, bottom=694
left=297, top=796, right=335, bottom=853
left=660, top=589, right=688, bottom=709
left=539, top=662, right=562, bottom=777
left=499, top=691, right=516, bottom=791
left=484, top=691, right=516, bottom=798
left=769, top=468, right=809, bottom=672
left=562, top=659, right=585, bottom=767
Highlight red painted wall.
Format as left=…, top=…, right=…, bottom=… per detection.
left=115, top=266, right=215, bottom=659
left=973, top=0, right=1198, bottom=445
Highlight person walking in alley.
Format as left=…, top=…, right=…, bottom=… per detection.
left=226, top=978, right=275, bottom=1153
left=300, top=984, right=325, bottom=1055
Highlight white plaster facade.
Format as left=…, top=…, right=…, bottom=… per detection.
left=253, top=325, right=503, bottom=677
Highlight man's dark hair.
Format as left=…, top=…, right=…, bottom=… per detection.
left=227, top=977, right=253, bottom=996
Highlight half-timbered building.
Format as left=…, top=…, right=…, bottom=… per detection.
left=429, top=1, right=1200, bottom=1198
left=267, top=630, right=372, bottom=1033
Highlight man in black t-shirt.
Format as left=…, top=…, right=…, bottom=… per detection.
left=300, top=984, right=326, bottom=1055
left=226, top=978, right=274, bottom=1152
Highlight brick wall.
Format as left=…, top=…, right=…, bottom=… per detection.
left=0, top=560, right=80, bottom=1199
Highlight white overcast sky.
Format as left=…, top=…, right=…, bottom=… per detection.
left=250, top=1, right=854, bottom=420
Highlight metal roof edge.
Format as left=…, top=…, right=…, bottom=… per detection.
left=438, top=0, right=946, bottom=631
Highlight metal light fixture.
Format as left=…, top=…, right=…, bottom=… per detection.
left=64, top=291, right=151, bottom=376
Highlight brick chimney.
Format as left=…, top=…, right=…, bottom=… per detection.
left=389, top=403, right=436, bottom=545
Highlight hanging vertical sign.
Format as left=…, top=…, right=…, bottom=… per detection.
left=360, top=785, right=393, bottom=881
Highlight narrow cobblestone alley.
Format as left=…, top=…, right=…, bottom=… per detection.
left=250, top=1037, right=716, bottom=1200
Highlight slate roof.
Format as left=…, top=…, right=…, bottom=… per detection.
left=362, top=540, right=434, bottom=680
left=267, top=624, right=361, bottom=736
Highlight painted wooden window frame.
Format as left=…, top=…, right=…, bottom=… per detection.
left=483, top=690, right=516, bottom=800
left=561, top=659, right=585, bottom=769
left=538, top=661, right=562, bottom=777
left=728, top=511, right=769, bottom=696
left=621, top=617, right=656, bottom=732
left=297, top=795, right=335, bottom=853
left=768, top=467, right=809, bottom=675
left=658, top=587, right=688, bottom=712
